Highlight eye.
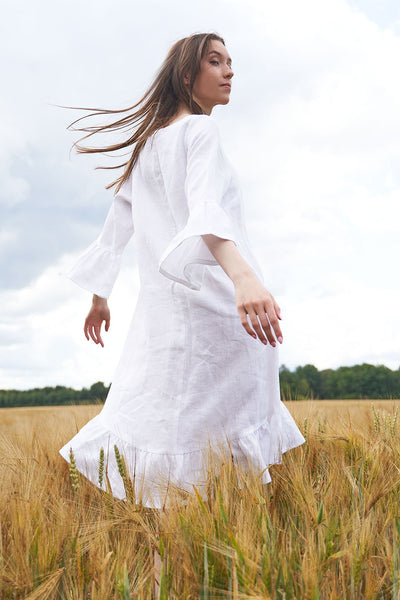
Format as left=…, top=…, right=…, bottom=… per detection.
left=210, top=60, right=219, bottom=65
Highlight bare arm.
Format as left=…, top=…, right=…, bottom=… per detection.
left=201, top=235, right=283, bottom=347
left=84, top=294, right=110, bottom=347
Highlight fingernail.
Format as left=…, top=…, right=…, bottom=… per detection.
left=272, top=342, right=276, bottom=347
left=262, top=340, right=268, bottom=345
left=278, top=336, right=283, bottom=344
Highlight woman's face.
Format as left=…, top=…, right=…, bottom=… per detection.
left=189, top=40, right=234, bottom=115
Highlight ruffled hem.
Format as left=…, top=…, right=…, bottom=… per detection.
left=65, top=242, right=123, bottom=299
left=59, top=402, right=305, bottom=509
left=158, top=200, right=238, bottom=291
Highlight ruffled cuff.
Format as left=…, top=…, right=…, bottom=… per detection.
left=158, top=201, right=238, bottom=290
left=65, top=241, right=123, bottom=299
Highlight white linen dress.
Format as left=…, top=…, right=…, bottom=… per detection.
left=59, top=114, right=305, bottom=508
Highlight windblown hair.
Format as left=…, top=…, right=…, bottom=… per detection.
left=64, top=32, right=225, bottom=194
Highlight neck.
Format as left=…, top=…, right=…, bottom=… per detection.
left=175, top=100, right=213, bottom=117
left=192, top=97, right=212, bottom=115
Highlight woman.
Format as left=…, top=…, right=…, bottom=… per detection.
left=59, top=32, right=305, bottom=511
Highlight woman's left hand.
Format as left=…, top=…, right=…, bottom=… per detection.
left=201, top=235, right=283, bottom=346
left=234, top=273, right=283, bottom=346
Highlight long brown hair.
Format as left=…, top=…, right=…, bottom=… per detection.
left=63, top=32, right=225, bottom=194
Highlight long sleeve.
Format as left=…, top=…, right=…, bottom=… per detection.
left=158, top=116, right=239, bottom=291
left=66, top=175, right=134, bottom=299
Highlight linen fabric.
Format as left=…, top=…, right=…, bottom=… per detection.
left=59, top=114, right=305, bottom=508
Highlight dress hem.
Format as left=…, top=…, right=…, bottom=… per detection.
left=59, top=402, right=306, bottom=509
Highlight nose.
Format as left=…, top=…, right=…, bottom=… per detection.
left=225, top=65, right=234, bottom=79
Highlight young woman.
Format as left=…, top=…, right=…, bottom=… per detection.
left=59, top=32, right=305, bottom=510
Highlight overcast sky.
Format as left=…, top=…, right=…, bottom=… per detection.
left=1, top=0, right=399, bottom=390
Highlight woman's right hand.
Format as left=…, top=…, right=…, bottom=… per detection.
left=84, top=295, right=110, bottom=347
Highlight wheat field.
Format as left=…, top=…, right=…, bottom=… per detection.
left=0, top=400, right=399, bottom=599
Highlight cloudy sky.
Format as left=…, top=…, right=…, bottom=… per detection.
left=1, top=0, right=399, bottom=390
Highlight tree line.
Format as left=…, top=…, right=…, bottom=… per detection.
left=0, top=363, right=399, bottom=407
left=279, top=363, right=400, bottom=400
left=0, top=382, right=110, bottom=408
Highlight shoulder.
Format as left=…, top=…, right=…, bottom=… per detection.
left=184, top=115, right=221, bottom=149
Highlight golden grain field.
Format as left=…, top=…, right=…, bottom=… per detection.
left=0, top=400, right=399, bottom=599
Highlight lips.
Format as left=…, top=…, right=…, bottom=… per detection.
left=221, top=84, right=231, bottom=89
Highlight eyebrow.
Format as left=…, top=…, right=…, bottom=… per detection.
left=207, top=50, right=232, bottom=65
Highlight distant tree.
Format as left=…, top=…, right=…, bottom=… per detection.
left=295, top=365, right=321, bottom=398
left=279, top=365, right=311, bottom=400
left=88, top=382, right=110, bottom=402
left=320, top=369, right=339, bottom=399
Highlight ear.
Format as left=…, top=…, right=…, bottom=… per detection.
left=183, top=72, right=190, bottom=86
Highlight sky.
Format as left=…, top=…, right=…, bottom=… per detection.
left=0, top=0, right=399, bottom=390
